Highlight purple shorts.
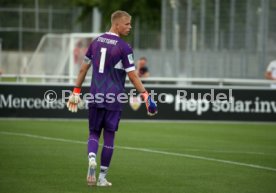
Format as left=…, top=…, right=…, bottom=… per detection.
left=88, top=107, right=121, bottom=132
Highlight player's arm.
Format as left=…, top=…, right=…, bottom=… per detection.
left=67, top=62, right=91, bottom=113
left=75, top=62, right=91, bottom=87
left=128, top=70, right=146, bottom=93
left=128, top=71, right=157, bottom=116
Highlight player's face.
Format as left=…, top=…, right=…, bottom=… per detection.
left=117, top=16, right=132, bottom=36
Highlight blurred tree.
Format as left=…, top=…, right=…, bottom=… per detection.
left=72, top=0, right=161, bottom=31
left=0, top=0, right=73, bottom=8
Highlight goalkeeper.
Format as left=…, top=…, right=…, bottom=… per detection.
left=67, top=10, right=157, bottom=187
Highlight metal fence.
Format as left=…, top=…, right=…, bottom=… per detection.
left=0, top=0, right=275, bottom=79
left=136, top=0, right=276, bottom=79
left=0, top=5, right=95, bottom=51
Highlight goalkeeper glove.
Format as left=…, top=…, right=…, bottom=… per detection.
left=141, top=91, right=158, bottom=116
left=67, top=87, right=82, bottom=113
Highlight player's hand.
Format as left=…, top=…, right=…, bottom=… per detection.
left=67, top=87, right=82, bottom=113
left=141, top=91, right=158, bottom=116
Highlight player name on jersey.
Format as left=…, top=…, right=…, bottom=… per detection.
left=97, top=37, right=118, bottom=45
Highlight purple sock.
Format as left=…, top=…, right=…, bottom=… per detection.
left=101, top=130, right=115, bottom=167
left=88, top=129, right=101, bottom=155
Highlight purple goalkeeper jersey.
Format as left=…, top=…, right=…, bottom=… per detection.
left=84, top=32, right=135, bottom=111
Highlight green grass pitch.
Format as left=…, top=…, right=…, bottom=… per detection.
left=0, top=119, right=276, bottom=193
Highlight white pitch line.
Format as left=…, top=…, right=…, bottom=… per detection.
left=181, top=149, right=269, bottom=155
left=117, top=146, right=276, bottom=172
left=0, top=131, right=276, bottom=172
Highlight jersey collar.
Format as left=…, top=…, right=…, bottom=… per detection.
left=105, top=32, right=119, bottom=37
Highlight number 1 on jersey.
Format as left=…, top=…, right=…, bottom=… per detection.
left=99, top=47, right=107, bottom=73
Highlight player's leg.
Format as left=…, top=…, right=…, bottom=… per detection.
left=97, top=130, right=115, bottom=186
left=87, top=107, right=105, bottom=186
left=87, top=129, right=101, bottom=186
left=97, top=110, right=121, bottom=187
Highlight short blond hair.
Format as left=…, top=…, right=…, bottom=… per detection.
left=111, top=10, right=131, bottom=24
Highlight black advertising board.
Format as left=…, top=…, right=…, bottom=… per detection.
left=0, top=84, right=276, bottom=121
